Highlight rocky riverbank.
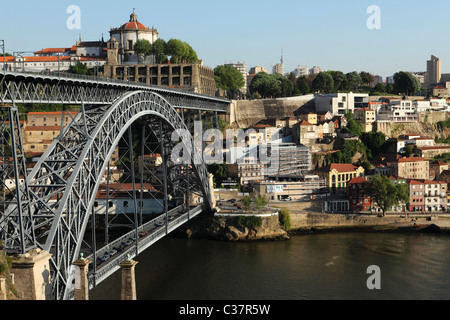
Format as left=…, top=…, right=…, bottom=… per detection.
left=171, top=211, right=450, bottom=242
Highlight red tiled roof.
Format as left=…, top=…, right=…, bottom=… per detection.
left=34, top=48, right=71, bottom=54
left=330, top=163, right=358, bottom=172
left=348, top=177, right=369, bottom=184
left=397, top=157, right=429, bottom=163
left=407, top=179, right=424, bottom=184
left=298, top=120, right=313, bottom=126
left=25, top=126, right=62, bottom=131
left=120, top=21, right=150, bottom=31
left=28, top=111, right=78, bottom=115
left=355, top=107, right=374, bottom=112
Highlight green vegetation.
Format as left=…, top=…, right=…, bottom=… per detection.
left=359, top=131, right=389, bottom=159
left=134, top=39, right=153, bottom=60
left=393, top=71, right=421, bottom=96
left=214, top=65, right=245, bottom=99
left=248, top=72, right=295, bottom=98
left=241, top=195, right=251, bottom=210
left=237, top=216, right=262, bottom=229
left=341, top=111, right=362, bottom=137
left=325, top=139, right=369, bottom=164
left=208, top=163, right=229, bottom=186
left=365, top=175, right=409, bottom=216
left=278, top=208, right=292, bottom=230
left=254, top=195, right=269, bottom=209
left=433, top=153, right=450, bottom=162
left=437, top=120, right=450, bottom=130
left=69, top=62, right=90, bottom=75
left=133, top=38, right=199, bottom=64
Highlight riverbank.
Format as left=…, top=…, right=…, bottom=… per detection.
left=172, top=210, right=450, bottom=241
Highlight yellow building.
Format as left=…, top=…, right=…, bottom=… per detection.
left=298, top=113, right=318, bottom=125
left=353, top=107, right=375, bottom=132
left=315, top=163, right=365, bottom=192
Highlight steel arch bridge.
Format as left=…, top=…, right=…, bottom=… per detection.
left=0, top=71, right=230, bottom=300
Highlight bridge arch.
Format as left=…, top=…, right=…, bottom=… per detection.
left=17, top=90, right=212, bottom=299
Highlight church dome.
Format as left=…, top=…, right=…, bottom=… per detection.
left=120, top=12, right=150, bottom=31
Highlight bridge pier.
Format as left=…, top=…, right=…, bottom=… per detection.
left=10, top=249, right=52, bottom=300
left=119, top=257, right=138, bottom=300
left=72, top=255, right=91, bottom=300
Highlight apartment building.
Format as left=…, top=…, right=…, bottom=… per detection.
left=377, top=100, right=418, bottom=122
left=256, top=174, right=327, bottom=201
left=315, top=93, right=369, bottom=115
left=347, top=177, right=371, bottom=211
left=353, top=107, right=376, bottom=132
left=390, top=157, right=430, bottom=180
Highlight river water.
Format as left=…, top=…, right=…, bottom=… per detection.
left=90, top=231, right=450, bottom=300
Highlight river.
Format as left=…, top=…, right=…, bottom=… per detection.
left=90, top=231, right=450, bottom=300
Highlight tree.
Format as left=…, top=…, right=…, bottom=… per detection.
left=360, top=71, right=374, bottom=87
left=345, top=71, right=362, bottom=91
left=393, top=71, right=421, bottom=96
left=273, top=73, right=295, bottom=97
left=69, top=62, right=89, bottom=75
left=360, top=131, right=387, bottom=159
left=327, top=70, right=346, bottom=92
left=296, top=76, right=311, bottom=94
left=242, top=195, right=251, bottom=210
left=373, top=82, right=386, bottom=93
left=254, top=195, right=269, bottom=209
left=365, top=175, right=409, bottom=216
left=214, top=65, right=245, bottom=99
left=151, top=38, right=167, bottom=63
left=134, top=39, right=152, bottom=60
left=311, top=72, right=334, bottom=93
left=342, top=111, right=362, bottom=137
left=249, top=72, right=280, bottom=98
left=163, top=38, right=199, bottom=64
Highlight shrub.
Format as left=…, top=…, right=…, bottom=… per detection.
left=237, top=216, right=262, bottom=229
left=279, top=208, right=292, bottom=230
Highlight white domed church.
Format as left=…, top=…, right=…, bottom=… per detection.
left=109, top=11, right=158, bottom=63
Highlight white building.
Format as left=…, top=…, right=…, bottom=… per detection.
left=315, top=93, right=369, bottom=115
left=293, top=65, right=309, bottom=77
left=225, top=61, right=248, bottom=95
left=413, top=100, right=431, bottom=112
left=309, top=66, right=322, bottom=75
left=1, top=55, right=105, bottom=73
left=377, top=100, right=418, bottom=122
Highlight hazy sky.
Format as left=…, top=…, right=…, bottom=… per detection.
left=1, top=0, right=449, bottom=78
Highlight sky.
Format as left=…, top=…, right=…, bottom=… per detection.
left=1, top=0, right=450, bottom=79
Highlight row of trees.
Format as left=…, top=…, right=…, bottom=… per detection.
left=134, top=38, right=199, bottom=64
left=247, top=72, right=296, bottom=98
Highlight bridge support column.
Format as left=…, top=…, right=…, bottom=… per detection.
left=119, top=258, right=138, bottom=300
left=72, top=255, right=91, bottom=300
left=10, top=249, right=52, bottom=300
left=0, top=278, right=6, bottom=300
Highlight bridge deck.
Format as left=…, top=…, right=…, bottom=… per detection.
left=0, top=71, right=230, bottom=112
left=81, top=205, right=203, bottom=294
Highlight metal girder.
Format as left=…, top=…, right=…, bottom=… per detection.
left=0, top=72, right=230, bottom=112
left=1, top=90, right=213, bottom=300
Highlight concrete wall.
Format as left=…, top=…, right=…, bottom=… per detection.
left=229, top=95, right=315, bottom=128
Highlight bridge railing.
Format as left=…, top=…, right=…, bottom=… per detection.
left=1, top=69, right=231, bottom=106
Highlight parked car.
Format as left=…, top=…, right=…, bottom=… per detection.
left=107, top=249, right=117, bottom=256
